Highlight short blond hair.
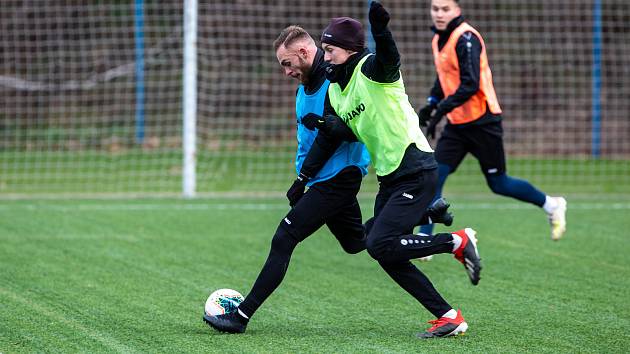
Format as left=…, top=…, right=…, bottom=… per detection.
left=273, top=25, right=314, bottom=51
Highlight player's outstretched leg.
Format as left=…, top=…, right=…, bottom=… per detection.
left=485, top=173, right=568, bottom=241
left=417, top=309, right=468, bottom=338
left=451, top=228, right=482, bottom=285
left=203, top=310, right=249, bottom=334
left=546, top=196, right=567, bottom=240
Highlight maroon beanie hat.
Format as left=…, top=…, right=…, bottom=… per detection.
left=321, top=17, right=365, bottom=52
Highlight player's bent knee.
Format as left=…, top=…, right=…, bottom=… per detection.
left=337, top=228, right=367, bottom=254
left=344, top=246, right=364, bottom=255
left=340, top=239, right=366, bottom=255
left=365, top=236, right=390, bottom=261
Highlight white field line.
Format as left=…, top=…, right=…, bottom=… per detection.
left=1, top=202, right=630, bottom=212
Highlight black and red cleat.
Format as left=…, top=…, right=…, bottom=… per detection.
left=452, top=228, right=482, bottom=285
left=417, top=309, right=468, bottom=338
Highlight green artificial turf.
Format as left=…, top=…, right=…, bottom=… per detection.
left=1, top=197, right=629, bottom=352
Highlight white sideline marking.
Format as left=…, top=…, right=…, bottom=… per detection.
left=0, top=203, right=287, bottom=212
left=455, top=203, right=630, bottom=210
left=1, top=202, right=630, bottom=211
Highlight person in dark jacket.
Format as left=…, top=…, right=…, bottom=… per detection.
left=295, top=2, right=482, bottom=338
left=418, top=0, right=567, bottom=241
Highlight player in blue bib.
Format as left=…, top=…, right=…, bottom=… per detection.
left=204, top=25, right=453, bottom=334
left=204, top=25, right=369, bottom=334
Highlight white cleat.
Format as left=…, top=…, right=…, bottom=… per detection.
left=548, top=197, right=567, bottom=241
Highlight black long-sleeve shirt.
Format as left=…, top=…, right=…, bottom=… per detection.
left=302, top=48, right=328, bottom=95
left=299, top=20, right=436, bottom=183
left=429, top=16, right=501, bottom=126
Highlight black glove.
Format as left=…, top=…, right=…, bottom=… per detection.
left=286, top=173, right=310, bottom=207
left=418, top=104, right=436, bottom=127
left=324, top=63, right=342, bottom=83
left=369, top=1, right=390, bottom=33
left=301, top=113, right=327, bottom=131
left=425, top=106, right=447, bottom=139
left=301, top=113, right=340, bottom=134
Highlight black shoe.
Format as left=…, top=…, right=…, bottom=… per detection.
left=203, top=310, right=248, bottom=334
left=427, top=198, right=454, bottom=226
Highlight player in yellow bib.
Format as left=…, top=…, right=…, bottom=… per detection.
left=299, top=2, right=481, bottom=339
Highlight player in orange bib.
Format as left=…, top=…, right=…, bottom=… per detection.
left=418, top=0, right=567, bottom=241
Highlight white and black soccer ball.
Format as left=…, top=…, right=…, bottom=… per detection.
left=204, top=288, right=244, bottom=316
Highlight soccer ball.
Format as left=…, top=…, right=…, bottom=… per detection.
left=205, top=288, right=244, bottom=316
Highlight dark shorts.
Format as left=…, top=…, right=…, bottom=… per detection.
left=435, top=120, right=506, bottom=176
left=281, top=166, right=365, bottom=250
